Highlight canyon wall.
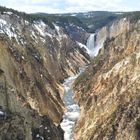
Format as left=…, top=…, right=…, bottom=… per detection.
left=0, top=12, right=89, bottom=140
left=96, top=18, right=130, bottom=46
left=73, top=17, right=140, bottom=140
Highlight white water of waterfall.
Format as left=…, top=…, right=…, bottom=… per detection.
left=60, top=68, right=85, bottom=140
left=86, top=33, right=102, bottom=57
left=86, top=34, right=95, bottom=50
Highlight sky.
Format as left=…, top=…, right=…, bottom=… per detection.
left=0, top=0, right=140, bottom=14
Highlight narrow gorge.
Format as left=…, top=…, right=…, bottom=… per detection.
left=60, top=74, right=81, bottom=140
left=0, top=6, right=140, bottom=140
left=60, top=33, right=97, bottom=140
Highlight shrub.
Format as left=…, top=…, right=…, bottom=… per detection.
left=0, top=69, right=4, bottom=75
left=136, top=118, right=140, bottom=130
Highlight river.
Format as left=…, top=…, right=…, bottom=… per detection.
left=60, top=73, right=80, bottom=140
left=60, top=33, right=100, bottom=140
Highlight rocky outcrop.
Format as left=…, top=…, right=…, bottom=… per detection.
left=63, top=23, right=90, bottom=45
left=96, top=18, right=130, bottom=47
left=73, top=18, right=140, bottom=140
left=0, top=11, right=90, bottom=139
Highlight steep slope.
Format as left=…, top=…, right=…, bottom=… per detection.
left=73, top=17, right=140, bottom=140
left=0, top=10, right=90, bottom=140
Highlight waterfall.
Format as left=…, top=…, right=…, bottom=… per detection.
left=86, top=34, right=95, bottom=51
left=86, top=33, right=101, bottom=57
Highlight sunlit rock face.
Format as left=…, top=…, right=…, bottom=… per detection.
left=73, top=17, right=140, bottom=140
left=96, top=18, right=130, bottom=46
left=0, top=11, right=90, bottom=140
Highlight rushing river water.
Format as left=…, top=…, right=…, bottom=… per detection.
left=60, top=74, right=80, bottom=140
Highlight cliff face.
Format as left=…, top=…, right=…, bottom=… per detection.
left=96, top=18, right=130, bottom=47
left=73, top=18, right=140, bottom=140
left=63, top=23, right=90, bottom=44
left=0, top=12, right=89, bottom=140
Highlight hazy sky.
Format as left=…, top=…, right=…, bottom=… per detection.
left=0, top=0, right=140, bottom=13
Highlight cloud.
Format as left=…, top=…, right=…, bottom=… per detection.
left=65, top=0, right=123, bottom=12
left=0, top=0, right=140, bottom=13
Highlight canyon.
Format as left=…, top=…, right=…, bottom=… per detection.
left=0, top=6, right=140, bottom=140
